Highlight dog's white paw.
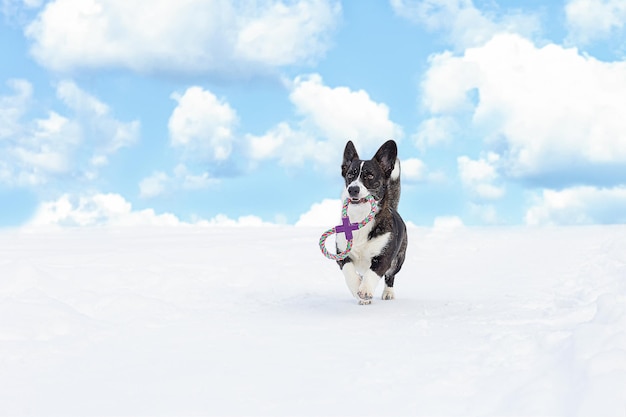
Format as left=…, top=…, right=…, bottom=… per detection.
left=382, top=288, right=395, bottom=300
left=355, top=271, right=379, bottom=305
left=358, top=298, right=372, bottom=305
left=357, top=289, right=373, bottom=301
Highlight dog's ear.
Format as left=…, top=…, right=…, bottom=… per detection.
left=342, top=141, right=359, bottom=176
left=373, top=140, right=398, bottom=179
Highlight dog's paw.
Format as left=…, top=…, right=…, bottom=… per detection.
left=358, top=298, right=372, bottom=305
left=357, top=289, right=373, bottom=301
left=382, top=288, right=395, bottom=300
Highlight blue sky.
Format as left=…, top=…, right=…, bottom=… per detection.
left=2, top=0, right=626, bottom=228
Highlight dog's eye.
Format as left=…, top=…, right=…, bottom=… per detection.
left=365, top=174, right=374, bottom=180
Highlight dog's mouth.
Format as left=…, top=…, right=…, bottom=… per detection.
left=349, top=197, right=368, bottom=204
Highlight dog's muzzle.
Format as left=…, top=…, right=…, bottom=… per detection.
left=348, top=185, right=360, bottom=199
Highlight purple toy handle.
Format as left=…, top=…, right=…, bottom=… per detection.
left=335, top=216, right=360, bottom=241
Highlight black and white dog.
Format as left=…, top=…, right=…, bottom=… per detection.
left=336, top=140, right=408, bottom=305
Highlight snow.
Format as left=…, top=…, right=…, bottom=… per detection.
left=1, top=224, right=625, bottom=416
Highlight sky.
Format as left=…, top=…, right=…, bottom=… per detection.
left=2, top=0, right=626, bottom=228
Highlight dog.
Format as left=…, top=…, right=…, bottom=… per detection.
left=336, top=140, right=408, bottom=305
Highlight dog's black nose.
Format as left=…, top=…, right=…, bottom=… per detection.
left=348, top=185, right=360, bottom=198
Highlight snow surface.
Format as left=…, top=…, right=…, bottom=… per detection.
left=1, top=224, right=625, bottom=416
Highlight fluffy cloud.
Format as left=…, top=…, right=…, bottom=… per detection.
left=469, top=203, right=499, bottom=224
left=200, top=214, right=274, bottom=227
left=22, top=0, right=340, bottom=75
left=235, top=0, right=340, bottom=67
left=390, top=0, right=540, bottom=50
left=295, top=198, right=341, bottom=227
left=432, top=215, right=464, bottom=230
left=29, top=193, right=182, bottom=227
left=246, top=122, right=322, bottom=166
left=247, top=122, right=291, bottom=161
left=144, top=86, right=235, bottom=198
left=421, top=33, right=626, bottom=186
left=175, top=165, right=217, bottom=190
left=565, top=0, right=626, bottom=45
left=0, top=79, right=31, bottom=139
left=402, top=158, right=427, bottom=182
left=139, top=165, right=218, bottom=198
left=28, top=192, right=273, bottom=227
left=525, top=186, right=626, bottom=225
left=247, top=74, right=403, bottom=167
left=457, top=154, right=504, bottom=200
left=0, top=79, right=138, bottom=186
left=138, top=171, right=169, bottom=199
left=169, top=87, right=237, bottom=162
left=413, top=116, right=458, bottom=150
left=56, top=80, right=139, bottom=161
left=289, top=74, right=403, bottom=152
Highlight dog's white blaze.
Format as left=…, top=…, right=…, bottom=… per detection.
left=342, top=161, right=369, bottom=201
left=341, top=162, right=369, bottom=202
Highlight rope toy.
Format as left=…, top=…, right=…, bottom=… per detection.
left=319, top=195, right=378, bottom=261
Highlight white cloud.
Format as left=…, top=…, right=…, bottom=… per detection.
left=235, top=0, right=340, bottom=67
left=290, top=74, right=403, bottom=153
left=390, top=0, right=540, bottom=50
left=57, top=79, right=107, bottom=116
left=19, top=110, right=78, bottom=176
left=29, top=193, right=182, bottom=227
left=139, top=165, right=218, bottom=199
left=56, top=80, right=139, bottom=157
left=247, top=74, right=403, bottom=167
left=29, top=192, right=276, bottom=228
left=402, top=158, right=427, bottom=182
left=1, top=0, right=42, bottom=21
left=565, top=0, right=626, bottom=45
left=173, top=164, right=219, bottom=191
left=457, top=154, right=504, bottom=200
left=432, top=215, right=464, bottom=230
left=148, top=85, right=233, bottom=196
left=246, top=122, right=292, bottom=161
left=23, top=0, right=340, bottom=75
left=525, top=186, right=626, bottom=225
left=469, top=202, right=498, bottom=224
left=413, top=116, right=458, bottom=150
left=246, top=121, right=333, bottom=168
left=139, top=171, right=169, bottom=199
left=198, top=214, right=274, bottom=227
left=295, top=198, right=341, bottom=227
left=2, top=0, right=43, bottom=14
left=0, top=79, right=139, bottom=186
left=169, top=86, right=237, bottom=162
left=0, top=79, right=31, bottom=139
left=422, top=33, right=626, bottom=185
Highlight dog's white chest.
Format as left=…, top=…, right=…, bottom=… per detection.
left=336, top=203, right=390, bottom=273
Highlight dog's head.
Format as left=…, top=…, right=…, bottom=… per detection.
left=341, top=140, right=398, bottom=203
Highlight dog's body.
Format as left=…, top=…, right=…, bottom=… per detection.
left=336, top=140, right=408, bottom=305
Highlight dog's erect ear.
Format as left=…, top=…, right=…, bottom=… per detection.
left=373, top=140, right=398, bottom=178
left=342, top=141, right=359, bottom=176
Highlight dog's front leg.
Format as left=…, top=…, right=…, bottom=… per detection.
left=357, top=269, right=380, bottom=305
left=340, top=262, right=362, bottom=301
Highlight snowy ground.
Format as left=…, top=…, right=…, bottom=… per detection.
left=1, top=224, right=625, bottom=416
